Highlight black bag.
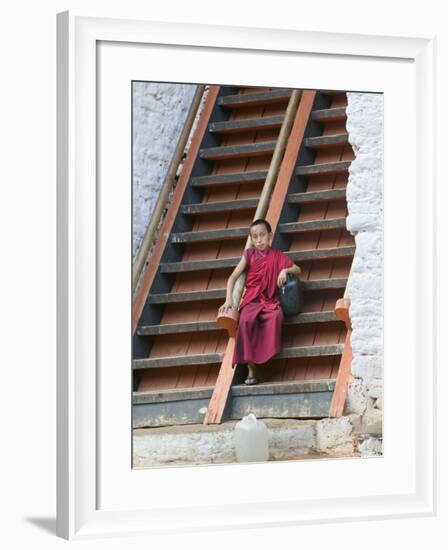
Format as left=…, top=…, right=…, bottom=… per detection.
left=278, top=274, right=303, bottom=316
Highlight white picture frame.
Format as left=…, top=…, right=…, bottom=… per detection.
left=56, top=12, right=437, bottom=540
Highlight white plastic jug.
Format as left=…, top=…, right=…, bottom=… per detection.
left=234, top=413, right=269, bottom=462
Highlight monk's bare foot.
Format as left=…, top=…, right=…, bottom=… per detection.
left=244, top=375, right=259, bottom=385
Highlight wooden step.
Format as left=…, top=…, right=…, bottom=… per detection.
left=218, top=89, right=292, bottom=108
left=173, top=217, right=347, bottom=243
left=279, top=218, right=346, bottom=234
left=209, top=115, right=284, bottom=134
left=133, top=352, right=224, bottom=371
left=133, top=343, right=343, bottom=371
left=304, top=133, right=349, bottom=149
left=171, top=227, right=248, bottom=244
left=320, top=90, right=345, bottom=96
left=296, top=160, right=351, bottom=177
left=230, top=378, right=338, bottom=420
left=133, top=386, right=214, bottom=405
left=180, top=198, right=258, bottom=215
left=160, top=246, right=355, bottom=273
left=137, top=310, right=342, bottom=336
left=288, top=245, right=355, bottom=262
left=287, top=188, right=346, bottom=204
left=148, top=288, right=226, bottom=304
left=311, top=107, right=346, bottom=123
left=146, top=278, right=347, bottom=306
left=277, top=344, right=344, bottom=359
left=133, top=379, right=338, bottom=427
left=231, top=379, right=336, bottom=397
left=183, top=190, right=347, bottom=215
left=138, top=320, right=222, bottom=336
left=190, top=170, right=268, bottom=188
left=199, top=141, right=276, bottom=161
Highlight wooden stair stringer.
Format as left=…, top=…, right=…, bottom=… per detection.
left=204, top=90, right=317, bottom=425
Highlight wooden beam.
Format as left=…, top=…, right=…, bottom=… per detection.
left=329, top=329, right=353, bottom=417
left=132, top=86, right=221, bottom=334
left=203, top=338, right=237, bottom=424
left=329, top=298, right=353, bottom=417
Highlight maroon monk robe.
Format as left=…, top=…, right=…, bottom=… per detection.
left=232, top=246, right=294, bottom=366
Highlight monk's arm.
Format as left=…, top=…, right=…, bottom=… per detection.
left=285, top=263, right=301, bottom=278
left=277, top=262, right=301, bottom=287
left=219, top=255, right=248, bottom=312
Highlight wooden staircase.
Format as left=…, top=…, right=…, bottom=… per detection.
left=132, top=86, right=355, bottom=428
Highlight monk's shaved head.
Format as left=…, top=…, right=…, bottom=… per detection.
left=249, top=219, right=272, bottom=234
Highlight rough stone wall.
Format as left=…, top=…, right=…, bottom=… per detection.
left=344, top=92, right=384, bottom=456
left=133, top=82, right=198, bottom=258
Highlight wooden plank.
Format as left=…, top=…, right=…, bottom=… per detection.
left=279, top=218, right=346, bottom=234
left=137, top=321, right=221, bottom=336
left=209, top=115, right=284, bottom=134
left=199, top=141, right=276, bottom=160
left=138, top=310, right=343, bottom=336
left=171, top=226, right=248, bottom=244
left=160, top=257, right=238, bottom=273
left=284, top=311, right=338, bottom=325
left=304, top=133, right=349, bottom=149
left=146, top=278, right=347, bottom=305
left=160, top=246, right=355, bottom=273
left=218, top=89, right=292, bottom=108
left=277, top=344, right=344, bottom=359
left=180, top=197, right=258, bottom=215
left=231, top=379, right=336, bottom=396
left=296, top=160, right=351, bottom=176
left=191, top=169, right=268, bottom=188
left=231, top=390, right=333, bottom=419
left=288, top=246, right=355, bottom=262
left=329, top=329, right=353, bottom=417
left=133, top=352, right=224, bottom=371
left=148, top=288, right=226, bottom=304
left=203, top=337, right=237, bottom=424
left=287, top=188, right=346, bottom=204
left=133, top=397, right=211, bottom=427
left=132, top=86, right=221, bottom=334
left=133, top=386, right=214, bottom=404
left=311, top=107, right=346, bottom=122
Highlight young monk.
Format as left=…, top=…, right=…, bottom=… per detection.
left=218, top=219, right=301, bottom=385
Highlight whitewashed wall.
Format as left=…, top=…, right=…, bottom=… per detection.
left=345, top=92, right=384, bottom=456
left=132, top=82, right=197, bottom=258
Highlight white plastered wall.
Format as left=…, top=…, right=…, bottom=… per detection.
left=132, top=82, right=198, bottom=258
left=344, top=92, right=384, bottom=455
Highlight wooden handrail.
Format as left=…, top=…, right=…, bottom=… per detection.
left=204, top=90, right=317, bottom=424
left=132, top=84, right=207, bottom=293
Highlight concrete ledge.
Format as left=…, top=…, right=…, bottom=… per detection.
left=133, top=418, right=361, bottom=468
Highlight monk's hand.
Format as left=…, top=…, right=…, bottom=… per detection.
left=219, top=301, right=234, bottom=314
left=277, top=269, right=288, bottom=288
